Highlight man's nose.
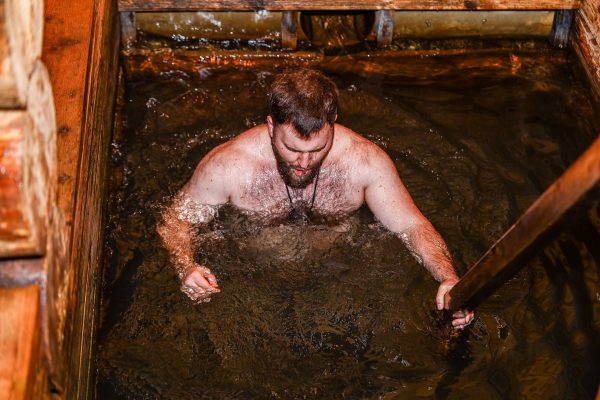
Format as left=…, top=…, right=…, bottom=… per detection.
left=297, top=152, right=311, bottom=169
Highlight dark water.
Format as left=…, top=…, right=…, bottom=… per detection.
left=96, top=48, right=600, bottom=399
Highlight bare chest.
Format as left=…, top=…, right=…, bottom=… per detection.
left=231, top=167, right=364, bottom=217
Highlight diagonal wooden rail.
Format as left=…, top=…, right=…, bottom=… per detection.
left=446, top=135, right=600, bottom=311
left=118, top=0, right=581, bottom=12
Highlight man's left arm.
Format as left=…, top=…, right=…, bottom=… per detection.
left=363, top=146, right=474, bottom=330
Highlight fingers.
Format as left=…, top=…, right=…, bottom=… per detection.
left=181, top=267, right=220, bottom=302
left=206, top=273, right=219, bottom=288
left=435, top=284, right=448, bottom=311
left=436, top=281, right=455, bottom=310
left=451, top=309, right=475, bottom=330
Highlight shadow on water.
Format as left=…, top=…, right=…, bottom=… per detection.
left=96, top=45, right=600, bottom=399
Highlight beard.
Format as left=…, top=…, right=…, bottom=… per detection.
left=272, top=142, right=321, bottom=189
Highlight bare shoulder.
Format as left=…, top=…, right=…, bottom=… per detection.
left=182, top=125, right=267, bottom=204
left=333, top=124, right=395, bottom=181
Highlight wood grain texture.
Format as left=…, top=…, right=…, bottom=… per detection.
left=63, top=0, right=119, bottom=397
left=0, top=285, right=41, bottom=400
left=42, top=0, right=95, bottom=242
left=42, top=0, right=119, bottom=396
left=0, top=209, right=69, bottom=393
left=0, top=61, right=55, bottom=258
left=0, top=0, right=43, bottom=107
left=119, top=0, right=581, bottom=11
left=572, top=0, right=600, bottom=97
left=446, top=135, right=600, bottom=311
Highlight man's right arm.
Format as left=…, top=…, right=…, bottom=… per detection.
left=157, top=149, right=231, bottom=302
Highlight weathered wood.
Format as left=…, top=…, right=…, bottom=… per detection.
left=572, top=0, right=600, bottom=98
left=446, top=135, right=600, bottom=311
left=0, top=208, right=69, bottom=393
left=0, top=285, right=42, bottom=400
left=123, top=48, right=325, bottom=77
left=0, top=0, right=44, bottom=107
left=0, top=61, right=56, bottom=258
left=375, top=10, right=394, bottom=47
left=41, top=206, right=68, bottom=391
left=120, top=11, right=137, bottom=50
left=43, top=0, right=95, bottom=241
left=119, top=0, right=581, bottom=12
left=393, top=11, right=554, bottom=38
left=43, top=0, right=119, bottom=396
left=550, top=10, right=575, bottom=48
left=281, top=11, right=298, bottom=49
left=135, top=11, right=283, bottom=41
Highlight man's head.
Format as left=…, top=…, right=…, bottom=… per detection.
left=268, top=68, right=338, bottom=136
left=267, top=69, right=338, bottom=188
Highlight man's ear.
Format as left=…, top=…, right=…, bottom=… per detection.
left=334, top=113, right=338, bottom=122
left=266, top=115, right=274, bottom=138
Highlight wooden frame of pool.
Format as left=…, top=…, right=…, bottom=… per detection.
left=1, top=0, right=598, bottom=398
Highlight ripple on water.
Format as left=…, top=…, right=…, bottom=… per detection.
left=97, top=52, right=599, bottom=399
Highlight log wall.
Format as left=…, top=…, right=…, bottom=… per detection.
left=0, top=0, right=43, bottom=107
left=0, top=0, right=63, bottom=397
left=0, top=286, right=44, bottom=399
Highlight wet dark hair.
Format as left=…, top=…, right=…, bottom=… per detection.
left=268, top=69, right=338, bottom=137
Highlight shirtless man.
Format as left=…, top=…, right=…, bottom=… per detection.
left=158, top=69, right=474, bottom=330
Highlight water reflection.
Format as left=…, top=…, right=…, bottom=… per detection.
left=96, top=49, right=599, bottom=399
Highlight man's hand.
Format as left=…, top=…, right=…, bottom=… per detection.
left=436, top=279, right=475, bottom=330
left=180, top=265, right=220, bottom=303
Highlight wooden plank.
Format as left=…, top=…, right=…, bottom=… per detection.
left=446, top=135, right=600, bottom=311
left=119, top=0, right=581, bottom=12
left=572, top=0, right=600, bottom=99
left=550, top=10, right=575, bottom=48
left=281, top=11, right=298, bottom=49
left=0, top=285, right=41, bottom=400
left=43, top=0, right=119, bottom=396
left=64, top=0, right=119, bottom=398
left=375, top=10, right=394, bottom=47
left=42, top=0, right=98, bottom=394
left=42, top=0, right=95, bottom=243
left=120, top=11, right=137, bottom=50
left=0, top=0, right=43, bottom=107
left=0, top=208, right=69, bottom=393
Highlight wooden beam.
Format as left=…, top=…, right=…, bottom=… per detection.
left=0, top=0, right=43, bottom=108
left=43, top=0, right=119, bottom=396
left=0, top=62, right=56, bottom=258
left=0, top=285, right=41, bottom=400
left=375, top=10, right=394, bottom=47
left=120, top=11, right=137, bottom=50
left=572, top=0, right=600, bottom=99
left=281, top=11, right=298, bottom=49
left=446, top=135, right=600, bottom=311
left=550, top=9, right=575, bottom=48
left=118, top=0, right=581, bottom=12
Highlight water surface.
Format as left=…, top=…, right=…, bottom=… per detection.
left=96, top=48, right=600, bottom=399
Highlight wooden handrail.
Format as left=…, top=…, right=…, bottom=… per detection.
left=446, top=135, right=600, bottom=311
left=118, top=0, right=581, bottom=12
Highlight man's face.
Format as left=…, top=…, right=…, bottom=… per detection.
left=267, top=116, right=334, bottom=189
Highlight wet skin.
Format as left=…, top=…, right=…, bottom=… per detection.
left=158, top=117, right=474, bottom=330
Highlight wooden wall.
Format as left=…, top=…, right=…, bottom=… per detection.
left=1, top=0, right=598, bottom=398
left=573, top=0, right=600, bottom=97
left=1, top=0, right=59, bottom=398
left=43, top=0, right=120, bottom=397
left=2, top=0, right=119, bottom=397
left=118, top=0, right=581, bottom=11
